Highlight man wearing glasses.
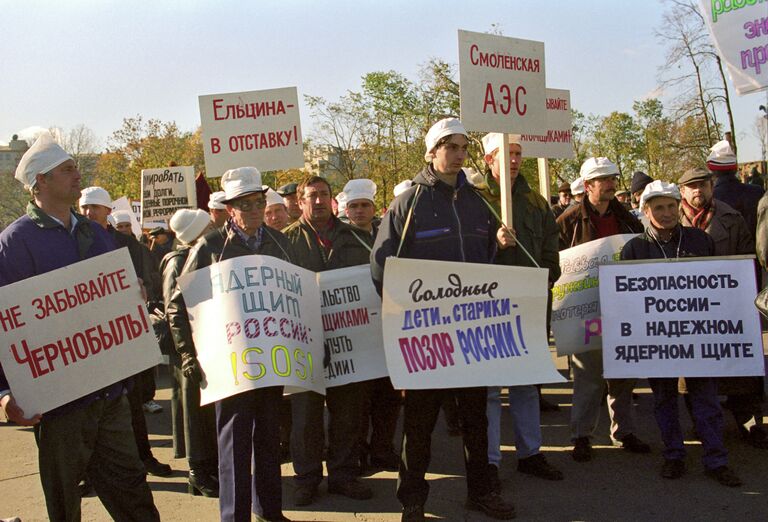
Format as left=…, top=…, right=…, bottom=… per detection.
left=169, top=167, right=296, bottom=522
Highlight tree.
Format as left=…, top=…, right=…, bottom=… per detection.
left=590, top=112, right=643, bottom=188
left=53, top=124, right=99, bottom=185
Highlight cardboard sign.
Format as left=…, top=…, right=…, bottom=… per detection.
left=458, top=29, right=546, bottom=134
left=699, top=0, right=767, bottom=95
left=140, top=166, right=197, bottom=223
left=319, top=265, right=388, bottom=387
left=600, top=258, right=765, bottom=378
left=178, top=254, right=324, bottom=404
left=551, top=235, right=637, bottom=355
left=381, top=258, right=565, bottom=389
left=199, top=87, right=304, bottom=177
left=521, top=88, right=575, bottom=159
left=0, top=249, right=163, bottom=415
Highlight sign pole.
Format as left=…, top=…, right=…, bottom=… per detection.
left=498, top=134, right=513, bottom=228
left=537, top=157, right=551, bottom=203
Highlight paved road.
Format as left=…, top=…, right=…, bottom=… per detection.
left=2, top=365, right=767, bottom=521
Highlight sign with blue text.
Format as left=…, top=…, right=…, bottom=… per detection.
left=600, top=258, right=765, bottom=378
left=381, top=258, right=564, bottom=389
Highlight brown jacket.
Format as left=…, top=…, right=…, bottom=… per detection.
left=556, top=198, right=641, bottom=249
left=680, top=199, right=753, bottom=257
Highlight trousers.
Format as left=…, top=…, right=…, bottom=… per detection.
left=487, top=385, right=541, bottom=465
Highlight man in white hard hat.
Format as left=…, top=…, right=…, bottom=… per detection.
left=0, top=132, right=160, bottom=521
left=557, top=157, right=648, bottom=462
left=264, top=188, right=291, bottom=230
left=343, top=179, right=378, bottom=234
left=371, top=118, right=515, bottom=521
left=208, top=191, right=228, bottom=227
left=476, top=133, right=563, bottom=491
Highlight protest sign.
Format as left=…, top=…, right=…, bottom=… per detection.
left=381, top=258, right=565, bottom=389
left=178, top=255, right=324, bottom=405
left=140, top=166, right=197, bottom=223
left=199, top=87, right=304, bottom=177
left=521, top=88, right=575, bottom=159
left=699, top=0, right=767, bottom=95
left=600, top=257, right=765, bottom=378
left=0, top=249, right=163, bottom=415
left=458, top=29, right=546, bottom=134
left=551, top=234, right=637, bottom=355
left=318, top=265, right=388, bottom=387
left=111, top=196, right=143, bottom=238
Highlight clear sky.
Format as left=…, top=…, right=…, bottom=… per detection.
left=1, top=0, right=765, bottom=162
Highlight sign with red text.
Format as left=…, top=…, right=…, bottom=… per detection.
left=178, top=255, right=324, bottom=404
left=319, top=265, right=388, bottom=387
left=381, top=258, right=564, bottom=389
left=458, top=29, right=546, bottom=134
left=0, top=250, right=163, bottom=415
left=521, top=88, right=575, bottom=159
left=551, top=235, right=637, bottom=355
left=140, top=166, right=197, bottom=222
left=199, top=87, right=304, bottom=177
left=600, top=258, right=765, bottom=378
left=699, top=0, right=767, bottom=95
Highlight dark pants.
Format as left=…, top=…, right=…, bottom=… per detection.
left=397, top=387, right=491, bottom=507
left=360, top=377, right=402, bottom=462
left=216, top=386, right=284, bottom=522
left=139, top=367, right=156, bottom=403
left=34, top=395, right=159, bottom=522
left=170, top=362, right=186, bottom=459
left=126, top=376, right=152, bottom=461
left=649, top=377, right=727, bottom=469
left=291, top=381, right=367, bottom=487
left=179, top=365, right=218, bottom=472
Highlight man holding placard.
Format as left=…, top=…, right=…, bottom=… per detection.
left=620, top=180, right=741, bottom=487
left=0, top=132, right=160, bottom=522
left=371, top=118, right=514, bottom=521
left=477, top=132, right=563, bottom=487
left=557, top=157, right=648, bottom=462
left=283, top=175, right=375, bottom=506
left=170, top=167, right=295, bottom=521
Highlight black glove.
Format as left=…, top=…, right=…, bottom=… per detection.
left=181, top=354, right=203, bottom=385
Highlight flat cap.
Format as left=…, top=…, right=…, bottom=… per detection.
left=677, top=167, right=712, bottom=186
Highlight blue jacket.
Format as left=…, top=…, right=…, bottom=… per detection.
left=371, top=166, right=497, bottom=293
left=0, top=203, right=124, bottom=417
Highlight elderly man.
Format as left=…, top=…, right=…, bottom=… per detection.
left=371, top=118, right=514, bottom=521
left=277, top=182, right=301, bottom=222
left=557, top=157, right=648, bottom=462
left=678, top=168, right=766, bottom=448
left=0, top=133, right=159, bottom=521
left=208, top=191, right=228, bottom=227
left=170, top=167, right=295, bottom=522
left=621, top=180, right=741, bottom=487
left=264, top=188, right=291, bottom=230
left=551, top=181, right=572, bottom=219
left=477, top=133, right=563, bottom=489
left=283, top=175, right=375, bottom=506
left=709, top=140, right=764, bottom=235
left=570, top=177, right=584, bottom=205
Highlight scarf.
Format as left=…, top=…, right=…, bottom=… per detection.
left=681, top=198, right=714, bottom=231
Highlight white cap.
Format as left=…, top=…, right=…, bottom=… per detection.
left=343, top=178, right=376, bottom=203
left=208, top=191, right=227, bottom=210
left=336, top=192, right=348, bottom=216
left=570, top=177, right=585, bottom=195
left=393, top=180, right=413, bottom=197
left=14, top=131, right=73, bottom=190
left=639, top=180, right=681, bottom=209
left=706, top=139, right=737, bottom=168
left=424, top=118, right=467, bottom=161
left=580, top=157, right=619, bottom=180
left=481, top=133, right=522, bottom=156
left=112, top=210, right=134, bottom=225
left=170, top=208, right=211, bottom=245
left=79, top=186, right=112, bottom=208
left=265, top=188, right=285, bottom=208
left=221, top=167, right=266, bottom=202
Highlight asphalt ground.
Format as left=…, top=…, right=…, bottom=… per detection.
left=2, top=354, right=767, bottom=521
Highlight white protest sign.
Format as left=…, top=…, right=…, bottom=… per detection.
left=199, top=87, right=304, bottom=177
left=699, top=0, right=767, bottom=95
left=319, top=265, right=388, bottom=387
left=551, top=234, right=637, bottom=355
left=600, top=258, right=765, bottom=378
left=521, top=88, right=575, bottom=159
left=458, top=29, right=546, bottom=134
left=178, top=255, right=324, bottom=405
left=381, top=258, right=565, bottom=389
left=0, top=249, right=163, bottom=415
left=112, top=196, right=143, bottom=238
left=140, top=166, right=197, bottom=223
